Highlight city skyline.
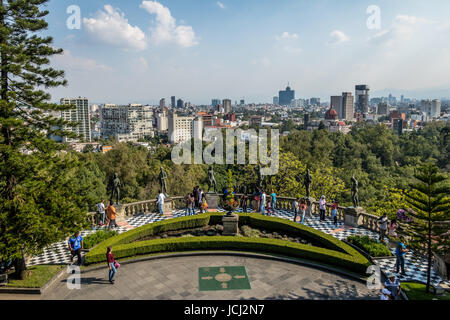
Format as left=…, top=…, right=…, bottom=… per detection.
left=46, top=0, right=450, bottom=104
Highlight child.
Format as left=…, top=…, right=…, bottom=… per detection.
left=331, top=200, right=338, bottom=227
left=266, top=199, right=272, bottom=215
left=201, top=197, right=208, bottom=213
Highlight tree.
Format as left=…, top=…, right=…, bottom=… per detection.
left=403, top=164, right=450, bottom=293
left=0, top=0, right=90, bottom=278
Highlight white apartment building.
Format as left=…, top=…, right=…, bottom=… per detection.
left=60, top=97, right=91, bottom=142
left=155, top=112, right=169, bottom=132
left=168, top=113, right=203, bottom=144
left=100, top=104, right=154, bottom=142
left=421, top=99, right=441, bottom=118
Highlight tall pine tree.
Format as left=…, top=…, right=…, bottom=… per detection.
left=403, top=163, right=449, bottom=293
left=0, top=0, right=90, bottom=278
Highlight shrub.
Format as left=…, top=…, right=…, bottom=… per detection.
left=347, top=235, right=392, bottom=257
left=83, top=230, right=118, bottom=249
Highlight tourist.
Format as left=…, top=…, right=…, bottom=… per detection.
left=107, top=200, right=118, bottom=230
left=380, top=287, right=392, bottom=300
left=395, top=237, right=408, bottom=275
left=260, top=190, right=266, bottom=215
left=331, top=199, right=338, bottom=227
left=378, top=213, right=389, bottom=242
left=193, top=186, right=200, bottom=209
left=198, top=188, right=204, bottom=210
left=254, top=189, right=261, bottom=213
left=241, top=192, right=248, bottom=213
left=270, top=189, right=277, bottom=212
left=201, top=196, right=208, bottom=213
left=106, top=246, right=118, bottom=284
left=292, top=198, right=299, bottom=222
left=96, top=199, right=106, bottom=226
left=266, top=198, right=272, bottom=215
left=68, top=231, right=83, bottom=266
left=157, top=190, right=165, bottom=215
left=300, top=199, right=307, bottom=224
left=319, top=195, right=327, bottom=221
left=388, top=219, right=399, bottom=239
left=384, top=273, right=402, bottom=300
left=188, top=193, right=195, bottom=215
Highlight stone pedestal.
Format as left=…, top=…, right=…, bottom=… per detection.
left=222, top=213, right=239, bottom=236
left=304, top=197, right=315, bottom=217
left=116, top=204, right=125, bottom=223
left=162, top=200, right=173, bottom=215
left=344, top=207, right=364, bottom=227
left=205, top=193, right=219, bottom=211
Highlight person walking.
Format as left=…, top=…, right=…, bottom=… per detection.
left=96, top=199, right=106, bottom=226
left=395, top=237, right=408, bottom=275
left=300, top=199, right=307, bottom=224
left=107, top=200, right=118, bottom=230
left=266, top=199, right=272, bottom=215
left=270, top=189, right=277, bottom=212
left=106, top=247, right=118, bottom=284
left=157, top=191, right=165, bottom=215
left=319, top=195, right=327, bottom=221
left=331, top=199, right=339, bottom=227
left=378, top=213, right=389, bottom=242
left=292, top=198, right=299, bottom=222
left=260, top=190, right=266, bottom=215
left=68, top=231, right=83, bottom=266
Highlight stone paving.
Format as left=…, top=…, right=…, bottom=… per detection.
left=41, top=255, right=379, bottom=300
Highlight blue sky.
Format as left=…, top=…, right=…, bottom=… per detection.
left=45, top=0, right=450, bottom=104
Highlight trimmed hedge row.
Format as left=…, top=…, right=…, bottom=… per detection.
left=84, top=213, right=370, bottom=274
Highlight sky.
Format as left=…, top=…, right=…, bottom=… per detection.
left=44, top=0, right=450, bottom=105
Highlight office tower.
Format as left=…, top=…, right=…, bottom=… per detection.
left=212, top=99, right=221, bottom=107
left=377, top=102, right=389, bottom=115
left=240, top=99, right=245, bottom=106
left=223, top=99, right=232, bottom=114
left=100, top=104, right=154, bottom=142
left=342, top=92, right=354, bottom=121
left=310, top=98, right=321, bottom=106
left=400, top=95, right=404, bottom=103
left=171, top=96, right=176, bottom=108
left=177, top=99, right=184, bottom=108
left=159, top=98, right=165, bottom=108
left=355, top=85, right=370, bottom=114
left=330, top=96, right=343, bottom=119
left=279, top=85, right=295, bottom=106
left=273, top=96, right=279, bottom=105
left=431, top=99, right=441, bottom=118
left=60, top=97, right=91, bottom=142
left=168, top=113, right=203, bottom=144
left=303, top=113, right=310, bottom=130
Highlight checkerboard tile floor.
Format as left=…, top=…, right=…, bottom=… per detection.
left=28, top=206, right=450, bottom=287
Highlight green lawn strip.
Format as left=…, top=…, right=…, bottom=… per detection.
left=6, top=265, right=65, bottom=288
left=402, top=282, right=450, bottom=300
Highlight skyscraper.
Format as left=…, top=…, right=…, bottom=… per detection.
left=223, top=99, right=232, bottom=114
left=159, top=98, right=165, bottom=108
left=177, top=99, right=184, bottom=108
left=342, top=92, right=354, bottom=121
left=212, top=99, right=221, bottom=107
left=171, top=96, right=176, bottom=108
left=330, top=96, right=343, bottom=119
left=279, top=85, right=295, bottom=106
left=273, top=96, right=279, bottom=105
left=355, top=85, right=370, bottom=114
left=60, top=97, right=91, bottom=142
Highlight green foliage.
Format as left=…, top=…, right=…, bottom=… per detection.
left=346, top=235, right=392, bottom=257
left=85, top=213, right=370, bottom=274
left=83, top=230, right=118, bottom=249
left=6, top=265, right=65, bottom=288
left=402, top=282, right=450, bottom=301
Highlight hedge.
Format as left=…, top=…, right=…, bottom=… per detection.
left=84, top=213, right=370, bottom=274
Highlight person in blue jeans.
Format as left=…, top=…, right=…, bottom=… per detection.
left=395, top=238, right=408, bottom=275
left=270, top=190, right=277, bottom=212
left=106, top=246, right=117, bottom=284
left=68, top=231, right=83, bottom=265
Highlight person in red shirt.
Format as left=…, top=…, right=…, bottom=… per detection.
left=106, top=246, right=117, bottom=284
left=331, top=199, right=339, bottom=226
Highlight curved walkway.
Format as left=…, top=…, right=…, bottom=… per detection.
left=42, top=255, right=379, bottom=300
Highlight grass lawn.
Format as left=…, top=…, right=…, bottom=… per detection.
left=402, top=282, right=450, bottom=300
left=6, top=265, right=65, bottom=288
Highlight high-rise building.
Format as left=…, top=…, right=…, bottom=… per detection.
left=171, top=96, right=176, bottom=108
left=310, top=98, right=321, bottom=106
left=176, top=99, right=184, bottom=108
left=159, top=98, right=165, bottom=108
left=223, top=99, right=232, bottom=114
left=431, top=99, right=441, bottom=118
left=273, top=96, right=279, bottom=105
left=330, top=96, right=343, bottom=119
left=377, top=102, right=389, bottom=115
left=100, top=104, right=154, bottom=142
left=168, top=113, right=203, bottom=144
left=212, top=99, right=221, bottom=107
left=342, top=92, right=354, bottom=121
left=355, top=85, right=370, bottom=114
left=60, top=97, right=91, bottom=142
left=155, top=112, right=168, bottom=132
left=303, top=113, right=310, bottom=130
left=240, top=99, right=245, bottom=106
left=279, top=85, right=295, bottom=106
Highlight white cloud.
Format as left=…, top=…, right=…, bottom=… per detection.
left=284, top=46, right=303, bottom=54
left=130, top=57, right=149, bottom=73
left=327, top=30, right=350, bottom=45
left=251, top=57, right=271, bottom=67
left=140, top=1, right=198, bottom=48
left=216, top=2, right=225, bottom=9
left=276, top=32, right=298, bottom=40
left=83, top=5, right=147, bottom=51
left=53, top=50, right=112, bottom=72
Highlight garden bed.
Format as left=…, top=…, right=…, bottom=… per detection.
left=402, top=282, right=450, bottom=300
left=346, top=235, right=392, bottom=259
left=3, top=265, right=65, bottom=289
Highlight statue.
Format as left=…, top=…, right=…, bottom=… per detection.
left=110, top=172, right=121, bottom=205
left=207, top=165, right=217, bottom=193
left=159, top=167, right=168, bottom=197
left=304, top=169, right=312, bottom=198
left=351, top=175, right=359, bottom=207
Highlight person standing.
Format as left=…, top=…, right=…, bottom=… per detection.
left=319, top=195, right=327, bottom=221
left=292, top=198, right=299, bottom=222
left=198, top=188, right=203, bottom=210
left=388, top=219, right=399, bottom=239
left=96, top=199, right=106, bottom=226
left=107, top=200, right=118, bottom=230
left=201, top=196, right=208, bottom=213
left=157, top=191, right=165, bottom=215
left=260, top=190, right=266, bottom=215
left=270, top=190, right=277, bottom=212
left=68, top=231, right=83, bottom=265
left=395, top=237, right=408, bottom=275
left=266, top=199, right=272, bottom=215
left=254, top=189, right=261, bottom=213
left=331, top=199, right=339, bottom=227
left=300, top=199, right=307, bottom=224
left=106, top=247, right=117, bottom=284
left=188, top=193, right=195, bottom=215
left=378, top=213, right=389, bottom=242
